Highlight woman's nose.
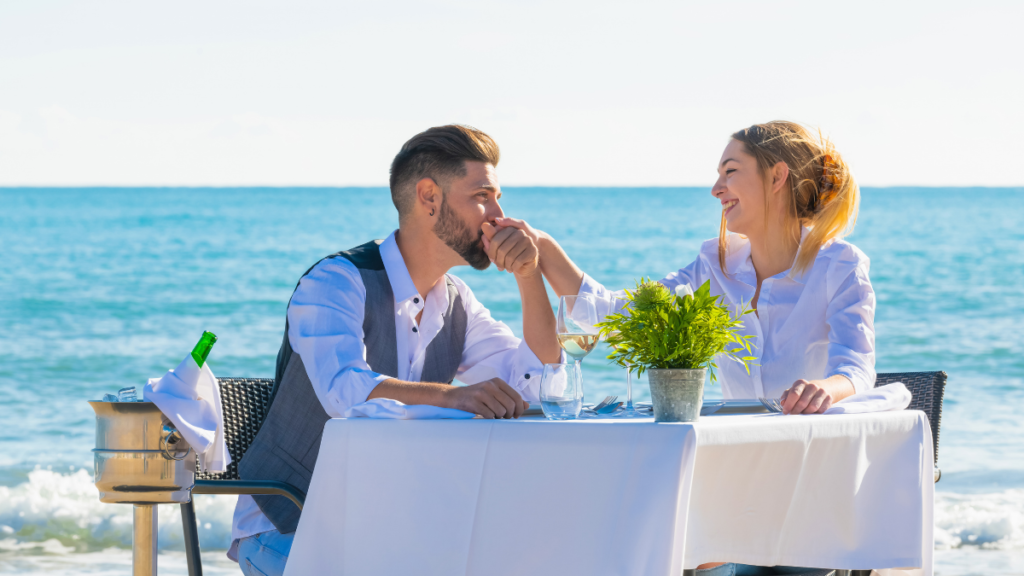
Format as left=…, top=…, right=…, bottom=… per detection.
left=711, top=179, right=726, bottom=198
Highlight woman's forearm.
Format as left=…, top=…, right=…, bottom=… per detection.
left=536, top=231, right=586, bottom=298
left=818, top=374, right=856, bottom=402
left=515, top=272, right=562, bottom=365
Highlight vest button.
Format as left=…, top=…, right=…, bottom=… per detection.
left=412, top=326, right=418, bottom=333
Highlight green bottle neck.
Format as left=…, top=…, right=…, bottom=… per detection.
left=191, top=331, right=217, bottom=367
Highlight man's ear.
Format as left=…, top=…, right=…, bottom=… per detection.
left=770, top=161, right=790, bottom=195
left=415, top=177, right=442, bottom=217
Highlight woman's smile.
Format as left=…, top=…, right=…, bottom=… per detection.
left=722, top=198, right=738, bottom=217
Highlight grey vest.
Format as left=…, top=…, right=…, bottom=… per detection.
left=237, top=240, right=468, bottom=533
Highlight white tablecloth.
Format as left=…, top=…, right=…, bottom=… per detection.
left=284, top=412, right=933, bottom=575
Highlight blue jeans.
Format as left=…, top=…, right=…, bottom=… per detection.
left=236, top=530, right=293, bottom=576
left=697, top=565, right=834, bottom=576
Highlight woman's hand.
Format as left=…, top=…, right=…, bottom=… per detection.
left=780, top=375, right=856, bottom=414
left=481, top=220, right=540, bottom=278
left=780, top=380, right=832, bottom=414
left=487, top=217, right=586, bottom=298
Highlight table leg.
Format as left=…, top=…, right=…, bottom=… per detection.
left=133, top=504, right=158, bottom=576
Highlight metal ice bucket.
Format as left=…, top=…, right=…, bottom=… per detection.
left=89, top=400, right=196, bottom=504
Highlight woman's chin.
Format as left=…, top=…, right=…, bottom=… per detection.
left=724, top=220, right=746, bottom=236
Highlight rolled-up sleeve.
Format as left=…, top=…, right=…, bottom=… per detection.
left=578, top=258, right=703, bottom=322
left=287, top=258, right=391, bottom=418
left=824, top=252, right=877, bottom=394
left=451, top=276, right=553, bottom=402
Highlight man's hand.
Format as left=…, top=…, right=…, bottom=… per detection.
left=440, top=378, right=528, bottom=419
left=481, top=218, right=540, bottom=278
left=780, top=379, right=834, bottom=414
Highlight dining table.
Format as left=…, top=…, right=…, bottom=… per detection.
left=282, top=409, right=934, bottom=576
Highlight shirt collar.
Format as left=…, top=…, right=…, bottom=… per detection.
left=726, top=226, right=816, bottom=285
left=379, top=231, right=420, bottom=304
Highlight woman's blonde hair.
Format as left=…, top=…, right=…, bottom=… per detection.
left=719, top=121, right=859, bottom=275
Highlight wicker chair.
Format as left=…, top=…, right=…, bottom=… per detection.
left=180, top=378, right=304, bottom=576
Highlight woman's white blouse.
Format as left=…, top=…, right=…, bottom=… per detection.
left=578, top=233, right=876, bottom=399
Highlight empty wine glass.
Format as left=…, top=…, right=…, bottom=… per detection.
left=556, top=295, right=600, bottom=406
left=539, top=363, right=582, bottom=420
left=615, top=365, right=643, bottom=418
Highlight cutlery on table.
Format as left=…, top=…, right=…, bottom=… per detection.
left=757, top=397, right=784, bottom=413
left=583, top=395, right=618, bottom=414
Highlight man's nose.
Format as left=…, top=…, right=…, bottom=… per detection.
left=488, top=199, right=506, bottom=222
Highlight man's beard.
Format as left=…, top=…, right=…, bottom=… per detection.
left=433, top=197, right=491, bottom=270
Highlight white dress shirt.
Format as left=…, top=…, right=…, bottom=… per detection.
left=579, top=230, right=876, bottom=400
left=229, top=231, right=546, bottom=558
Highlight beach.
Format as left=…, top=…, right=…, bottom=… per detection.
left=1, top=187, right=1022, bottom=575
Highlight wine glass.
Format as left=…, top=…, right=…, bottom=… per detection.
left=539, top=363, right=582, bottom=420
left=614, top=365, right=643, bottom=418
left=556, top=295, right=600, bottom=406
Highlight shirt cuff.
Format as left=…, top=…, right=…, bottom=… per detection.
left=507, top=339, right=564, bottom=403
left=828, top=366, right=872, bottom=395
left=324, top=369, right=392, bottom=418
left=577, top=272, right=608, bottom=300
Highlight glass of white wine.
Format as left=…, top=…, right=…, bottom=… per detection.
left=556, top=295, right=600, bottom=407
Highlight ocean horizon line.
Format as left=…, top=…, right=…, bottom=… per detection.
left=3, top=185, right=1024, bottom=192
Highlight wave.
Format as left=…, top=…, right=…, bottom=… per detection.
left=0, top=468, right=236, bottom=554
left=1, top=469, right=1022, bottom=556
left=934, top=489, right=1024, bottom=550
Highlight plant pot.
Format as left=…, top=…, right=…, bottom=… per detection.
left=648, top=368, right=706, bottom=423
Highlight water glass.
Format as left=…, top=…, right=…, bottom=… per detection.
left=539, top=363, right=583, bottom=420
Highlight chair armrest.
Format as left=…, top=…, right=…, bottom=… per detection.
left=192, top=479, right=306, bottom=510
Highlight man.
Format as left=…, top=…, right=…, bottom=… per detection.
left=230, top=125, right=561, bottom=575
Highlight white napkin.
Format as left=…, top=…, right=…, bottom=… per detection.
left=143, top=355, right=231, bottom=472
left=823, top=382, right=912, bottom=415
left=343, top=398, right=476, bottom=420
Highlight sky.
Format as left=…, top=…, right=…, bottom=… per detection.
left=1, top=0, right=1022, bottom=187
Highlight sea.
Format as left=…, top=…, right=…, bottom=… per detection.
left=1, top=187, right=1022, bottom=575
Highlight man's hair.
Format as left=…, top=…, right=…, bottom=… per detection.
left=389, top=125, right=500, bottom=219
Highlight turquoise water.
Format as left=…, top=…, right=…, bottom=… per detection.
left=1, top=187, right=1022, bottom=575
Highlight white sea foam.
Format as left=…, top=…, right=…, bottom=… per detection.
left=0, top=468, right=236, bottom=554
left=934, top=489, right=1024, bottom=551
left=2, top=469, right=1022, bottom=556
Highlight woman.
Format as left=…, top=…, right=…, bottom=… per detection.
left=494, top=120, right=876, bottom=416
left=492, top=121, right=875, bottom=575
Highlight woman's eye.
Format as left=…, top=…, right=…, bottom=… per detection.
left=725, top=169, right=736, bottom=175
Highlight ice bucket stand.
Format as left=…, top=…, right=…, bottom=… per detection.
left=89, top=397, right=306, bottom=576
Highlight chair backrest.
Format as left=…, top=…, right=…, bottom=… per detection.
left=195, top=377, right=276, bottom=481
left=875, top=371, right=946, bottom=464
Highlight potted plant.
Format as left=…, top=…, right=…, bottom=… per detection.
left=596, top=280, right=755, bottom=422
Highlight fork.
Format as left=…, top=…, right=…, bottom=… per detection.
left=584, top=395, right=618, bottom=414
left=758, top=397, right=784, bottom=413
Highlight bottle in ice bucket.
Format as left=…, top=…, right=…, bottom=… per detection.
left=191, top=330, right=217, bottom=367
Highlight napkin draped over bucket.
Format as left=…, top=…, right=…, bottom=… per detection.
left=822, top=382, right=912, bottom=415
left=144, top=355, right=231, bottom=473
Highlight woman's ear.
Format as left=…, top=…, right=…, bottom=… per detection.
left=770, top=161, right=790, bottom=195
left=415, top=177, right=441, bottom=217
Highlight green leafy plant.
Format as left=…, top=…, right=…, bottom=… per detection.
left=595, top=279, right=756, bottom=382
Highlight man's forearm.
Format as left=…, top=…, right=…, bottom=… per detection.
left=536, top=232, right=585, bottom=298
left=367, top=379, right=449, bottom=405
left=516, top=272, right=561, bottom=364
